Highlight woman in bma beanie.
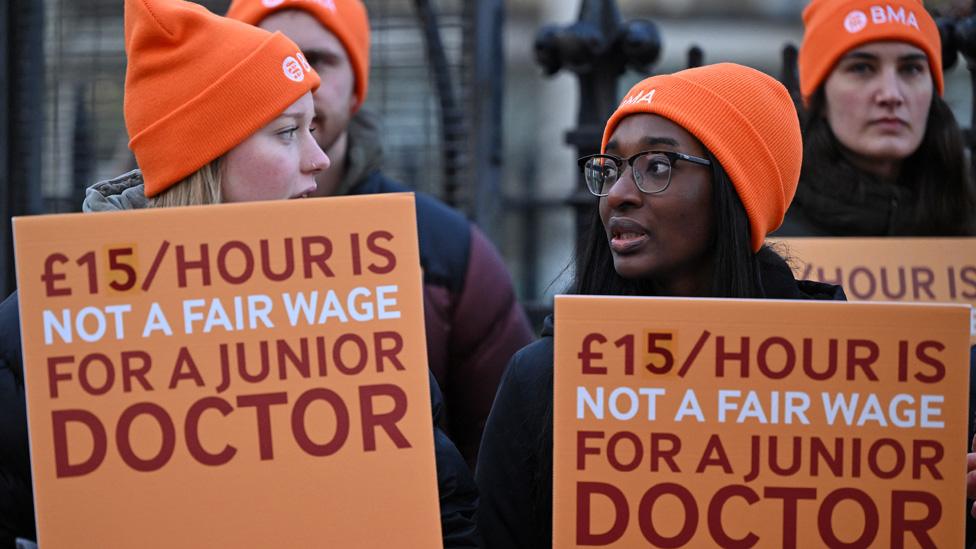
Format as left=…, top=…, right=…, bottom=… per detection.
left=779, top=0, right=975, bottom=236
left=475, top=63, right=846, bottom=548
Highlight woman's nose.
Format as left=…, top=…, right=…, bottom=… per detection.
left=305, top=140, right=330, bottom=174
left=875, top=66, right=905, bottom=108
left=604, top=168, right=642, bottom=210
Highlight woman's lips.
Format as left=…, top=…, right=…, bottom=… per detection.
left=290, top=186, right=317, bottom=199
left=869, top=117, right=908, bottom=132
left=610, top=232, right=649, bottom=254
left=607, top=217, right=650, bottom=254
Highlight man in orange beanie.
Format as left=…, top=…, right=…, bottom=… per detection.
left=226, top=0, right=534, bottom=471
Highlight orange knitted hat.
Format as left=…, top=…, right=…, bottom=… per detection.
left=601, top=63, right=802, bottom=252
left=124, top=0, right=320, bottom=197
left=799, top=0, right=942, bottom=101
left=226, top=0, right=370, bottom=109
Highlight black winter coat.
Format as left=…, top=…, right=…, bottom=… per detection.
left=475, top=249, right=847, bottom=549
left=0, top=293, right=31, bottom=548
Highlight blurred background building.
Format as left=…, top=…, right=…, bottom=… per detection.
left=1, top=0, right=973, bottom=322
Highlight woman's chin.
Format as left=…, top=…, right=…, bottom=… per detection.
left=611, top=256, right=654, bottom=280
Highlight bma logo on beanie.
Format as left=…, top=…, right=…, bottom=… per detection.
left=844, top=4, right=920, bottom=33
left=282, top=53, right=306, bottom=82
left=297, top=51, right=312, bottom=72
left=844, top=10, right=868, bottom=32
left=619, top=88, right=656, bottom=107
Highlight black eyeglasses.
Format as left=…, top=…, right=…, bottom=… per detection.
left=578, top=150, right=711, bottom=196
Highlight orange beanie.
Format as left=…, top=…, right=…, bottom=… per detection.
left=226, top=0, right=370, bottom=109
left=124, top=0, right=320, bottom=197
left=799, top=0, right=942, bottom=101
left=601, top=63, right=802, bottom=252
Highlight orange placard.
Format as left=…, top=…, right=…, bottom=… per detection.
left=554, top=295, right=970, bottom=548
left=13, top=194, right=442, bottom=548
left=773, top=237, right=976, bottom=342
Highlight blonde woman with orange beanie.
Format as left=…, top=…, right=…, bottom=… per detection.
left=82, top=0, right=328, bottom=212
left=475, top=63, right=847, bottom=548
left=779, top=0, right=976, bottom=236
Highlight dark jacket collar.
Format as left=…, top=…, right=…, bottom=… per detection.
left=756, top=246, right=845, bottom=300
left=794, top=162, right=916, bottom=236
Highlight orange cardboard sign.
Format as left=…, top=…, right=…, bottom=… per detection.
left=772, top=237, right=976, bottom=342
left=553, top=295, right=970, bottom=548
left=13, top=194, right=442, bottom=548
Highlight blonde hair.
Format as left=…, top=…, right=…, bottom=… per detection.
left=148, top=158, right=223, bottom=208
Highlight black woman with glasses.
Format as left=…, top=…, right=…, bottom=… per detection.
left=474, top=63, right=847, bottom=548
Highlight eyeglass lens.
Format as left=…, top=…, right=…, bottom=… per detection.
left=583, top=153, right=672, bottom=195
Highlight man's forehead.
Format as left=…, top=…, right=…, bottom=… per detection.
left=258, top=9, right=344, bottom=48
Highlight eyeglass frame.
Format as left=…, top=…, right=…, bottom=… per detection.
left=577, top=150, right=712, bottom=197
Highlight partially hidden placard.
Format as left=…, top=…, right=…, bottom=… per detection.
left=14, top=194, right=442, bottom=548
left=772, top=237, right=976, bottom=343
left=553, top=295, right=970, bottom=548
